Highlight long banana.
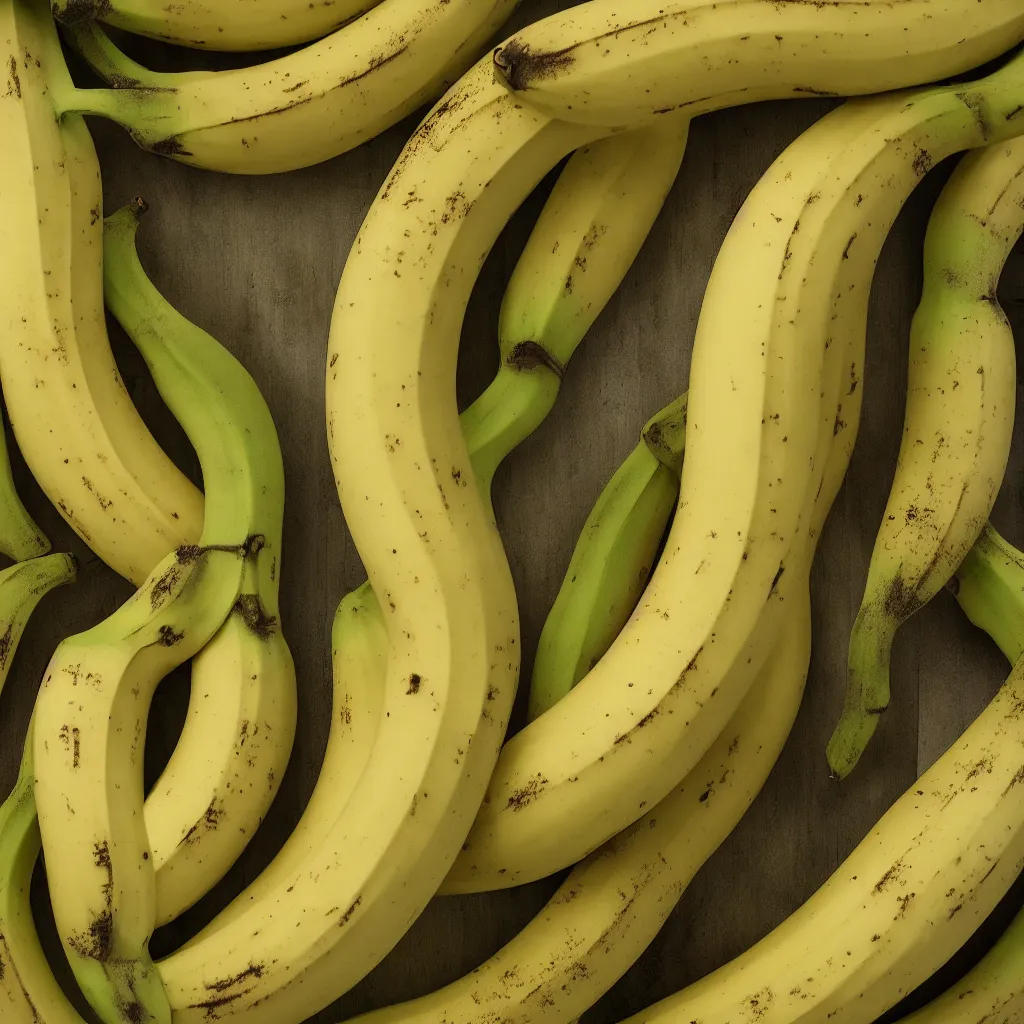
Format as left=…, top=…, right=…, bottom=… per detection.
left=527, top=393, right=687, bottom=720
left=0, top=557, right=80, bottom=1024
left=491, top=0, right=1024, bottom=127
left=155, top=117, right=687, bottom=1018
left=444, top=53, right=1024, bottom=894
left=0, top=0, right=204, bottom=584
left=61, top=0, right=520, bottom=174
left=32, top=199, right=286, bottom=1021
left=54, top=0, right=384, bottom=52
left=101, top=203, right=297, bottom=927
left=347, top=104, right=880, bottom=1010
left=828, top=137, right=1024, bottom=778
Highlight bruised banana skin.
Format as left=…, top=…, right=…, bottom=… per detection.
left=176, top=122, right=689, bottom=952
left=63, top=0, right=521, bottom=174
left=54, top=0, right=384, bottom=52
left=34, top=198, right=287, bottom=1021
left=492, top=0, right=1024, bottom=128
left=350, top=131, right=874, bottom=1017
left=828, top=137, right=1024, bottom=779
left=0, top=0, right=203, bottom=584
left=527, top=394, right=687, bottom=721
left=444, top=58, right=1024, bottom=894
left=101, top=206, right=297, bottom=928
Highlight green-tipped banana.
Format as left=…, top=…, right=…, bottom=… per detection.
left=32, top=200, right=286, bottom=1024
left=951, top=523, right=1024, bottom=666
left=166, top=121, right=689, bottom=952
left=0, top=556, right=77, bottom=1022
left=828, top=138, right=1024, bottom=778
left=528, top=393, right=687, bottom=720
left=0, top=402, right=48, bottom=561
left=101, top=202, right=296, bottom=927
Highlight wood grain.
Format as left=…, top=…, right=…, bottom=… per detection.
left=0, top=1, right=1022, bottom=1020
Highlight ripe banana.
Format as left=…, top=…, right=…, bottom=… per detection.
left=897, top=898, right=1024, bottom=1024
left=952, top=522, right=1024, bottom=666
left=101, top=203, right=296, bottom=927
left=829, top=137, right=1024, bottom=778
left=61, top=0, right=521, bottom=174
left=491, top=0, right=1024, bottom=128
left=53, top=0, right=384, bottom=52
left=0, top=556, right=82, bottom=1024
left=172, top=120, right=688, bottom=955
left=446, top=53, right=1024, bottom=894
left=33, top=203, right=285, bottom=1021
left=0, top=0, right=203, bottom=584
left=528, top=393, right=687, bottom=720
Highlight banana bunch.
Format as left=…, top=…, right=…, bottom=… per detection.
left=829, top=135, right=1024, bottom=778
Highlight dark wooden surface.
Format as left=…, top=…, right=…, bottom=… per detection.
left=1, top=2, right=1024, bottom=1020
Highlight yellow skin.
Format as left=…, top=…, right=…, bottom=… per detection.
left=492, top=0, right=1024, bottom=127
left=828, top=137, right=1024, bottom=779
left=54, top=0, right=383, bottom=52
left=0, top=0, right=203, bottom=584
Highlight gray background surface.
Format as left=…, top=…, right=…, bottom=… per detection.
left=1, top=1, right=1023, bottom=1020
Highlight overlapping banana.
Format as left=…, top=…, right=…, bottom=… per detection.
left=528, top=393, right=687, bottom=720
left=828, top=137, right=1024, bottom=778
left=152, top=118, right=687, bottom=1019
left=59, top=0, right=519, bottom=173
left=491, top=0, right=1024, bottom=126
left=32, top=195, right=287, bottom=1021
left=0, top=556, right=81, bottom=1024
left=102, top=204, right=296, bottom=927
left=54, top=0, right=383, bottom=51
left=0, top=0, right=204, bottom=583
left=0, top=412, right=49, bottom=562
left=443, top=52, right=1024, bottom=895
left=348, top=95, right=886, bottom=1013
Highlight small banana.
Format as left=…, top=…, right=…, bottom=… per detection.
left=0, top=392, right=49, bottom=561
left=445, top=52, right=1024, bottom=894
left=33, top=198, right=286, bottom=1020
left=155, top=119, right=688, bottom=1018
left=101, top=203, right=296, bottom=927
left=0, top=0, right=203, bottom=584
left=61, top=0, right=520, bottom=174
left=528, top=393, right=687, bottom=720
left=828, top=137, right=1024, bottom=779
left=491, top=0, right=1024, bottom=128
left=53, top=0, right=383, bottom=52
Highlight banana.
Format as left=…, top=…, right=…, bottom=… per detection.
left=828, top=137, right=1024, bottom=778
left=0, top=399, right=49, bottom=561
left=0, top=557, right=81, bottom=1024
left=528, top=394, right=687, bottom=720
left=897, top=899, right=1024, bottom=1024
left=347, top=122, right=878, bottom=1011
left=100, top=203, right=296, bottom=927
left=53, top=0, right=384, bottom=52
left=0, top=0, right=203, bottom=584
left=33, top=197, right=285, bottom=1021
left=952, top=523, right=1024, bottom=666
left=154, top=108, right=686, bottom=1021
left=444, top=55, right=1024, bottom=894
left=60, top=0, right=521, bottom=174
left=490, top=0, right=1024, bottom=128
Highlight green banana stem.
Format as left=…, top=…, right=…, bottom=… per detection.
left=527, top=392, right=688, bottom=720
left=951, top=523, right=1024, bottom=666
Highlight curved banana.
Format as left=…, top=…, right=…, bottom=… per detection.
left=444, top=53, right=1024, bottom=894
left=0, top=395, right=49, bottom=561
left=527, top=394, right=687, bottom=720
left=0, top=0, right=203, bottom=584
left=33, top=206, right=284, bottom=1023
left=61, top=0, right=520, bottom=174
left=54, top=0, right=383, bottom=52
left=828, top=137, right=1024, bottom=778
left=491, top=0, right=1024, bottom=127
left=101, top=204, right=296, bottom=928
left=155, top=117, right=686, bottom=1017
left=0, top=557, right=81, bottom=1024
